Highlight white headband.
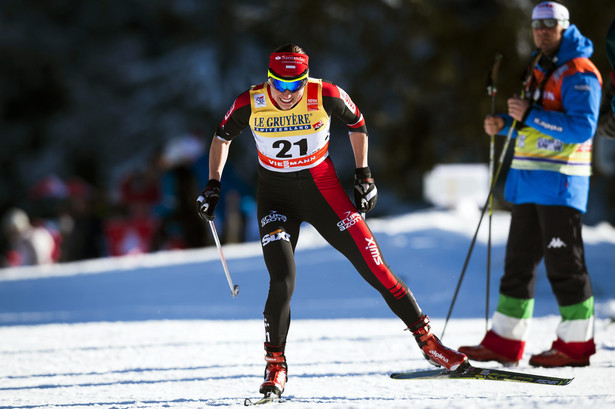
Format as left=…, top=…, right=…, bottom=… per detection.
left=532, top=2, right=569, bottom=21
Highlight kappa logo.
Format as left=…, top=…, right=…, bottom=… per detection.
left=533, top=117, right=563, bottom=133
left=547, top=237, right=567, bottom=249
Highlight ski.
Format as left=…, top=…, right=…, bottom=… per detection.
left=244, top=393, right=285, bottom=406
left=391, top=365, right=573, bottom=386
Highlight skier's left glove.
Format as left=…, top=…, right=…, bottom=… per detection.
left=354, top=167, right=378, bottom=213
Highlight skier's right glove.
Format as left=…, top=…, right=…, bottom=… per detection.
left=353, top=167, right=378, bottom=213
left=196, top=179, right=221, bottom=221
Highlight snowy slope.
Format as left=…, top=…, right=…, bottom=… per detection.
left=1, top=209, right=615, bottom=408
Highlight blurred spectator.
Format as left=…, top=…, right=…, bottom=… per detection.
left=104, top=212, right=159, bottom=256
left=153, top=133, right=208, bottom=249
left=119, top=152, right=163, bottom=207
left=190, top=136, right=255, bottom=244
left=28, top=174, right=70, bottom=220
left=105, top=150, right=164, bottom=256
left=2, top=135, right=256, bottom=264
left=105, top=131, right=258, bottom=256
left=1, top=207, right=59, bottom=267
left=158, top=131, right=258, bottom=247
left=27, top=174, right=105, bottom=262
left=59, top=177, right=105, bottom=261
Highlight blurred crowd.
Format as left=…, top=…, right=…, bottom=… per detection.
left=0, top=134, right=257, bottom=268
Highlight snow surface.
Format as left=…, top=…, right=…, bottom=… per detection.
left=1, top=208, right=615, bottom=409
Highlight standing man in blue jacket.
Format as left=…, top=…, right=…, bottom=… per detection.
left=459, top=1, right=602, bottom=368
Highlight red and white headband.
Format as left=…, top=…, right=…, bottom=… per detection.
left=269, top=52, right=309, bottom=79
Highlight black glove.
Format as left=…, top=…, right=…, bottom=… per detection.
left=196, top=179, right=221, bottom=221
left=353, top=167, right=377, bottom=213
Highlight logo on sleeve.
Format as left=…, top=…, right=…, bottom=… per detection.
left=337, top=87, right=356, bottom=113
left=223, top=100, right=236, bottom=123
left=573, top=84, right=591, bottom=92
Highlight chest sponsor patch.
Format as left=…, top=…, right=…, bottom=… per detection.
left=254, top=93, right=266, bottom=108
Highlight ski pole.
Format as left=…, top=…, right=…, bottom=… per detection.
left=441, top=52, right=540, bottom=340
left=485, top=52, right=503, bottom=333
left=203, top=204, right=240, bottom=298
left=440, top=121, right=515, bottom=340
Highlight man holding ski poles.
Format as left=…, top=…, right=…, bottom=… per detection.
left=196, top=43, right=467, bottom=400
left=459, top=1, right=602, bottom=368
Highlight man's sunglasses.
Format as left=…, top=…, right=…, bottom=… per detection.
left=531, top=19, right=561, bottom=29
left=268, top=70, right=308, bottom=93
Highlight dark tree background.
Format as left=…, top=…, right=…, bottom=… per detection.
left=1, top=0, right=614, bottom=220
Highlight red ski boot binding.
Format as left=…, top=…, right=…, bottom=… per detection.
left=410, top=315, right=469, bottom=371
left=259, top=351, right=287, bottom=397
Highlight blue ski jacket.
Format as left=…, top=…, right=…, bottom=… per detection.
left=497, top=24, right=602, bottom=213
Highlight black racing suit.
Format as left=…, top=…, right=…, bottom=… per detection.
left=216, top=78, right=422, bottom=352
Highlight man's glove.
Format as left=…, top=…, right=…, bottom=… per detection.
left=354, top=167, right=377, bottom=213
left=196, top=179, right=221, bottom=221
